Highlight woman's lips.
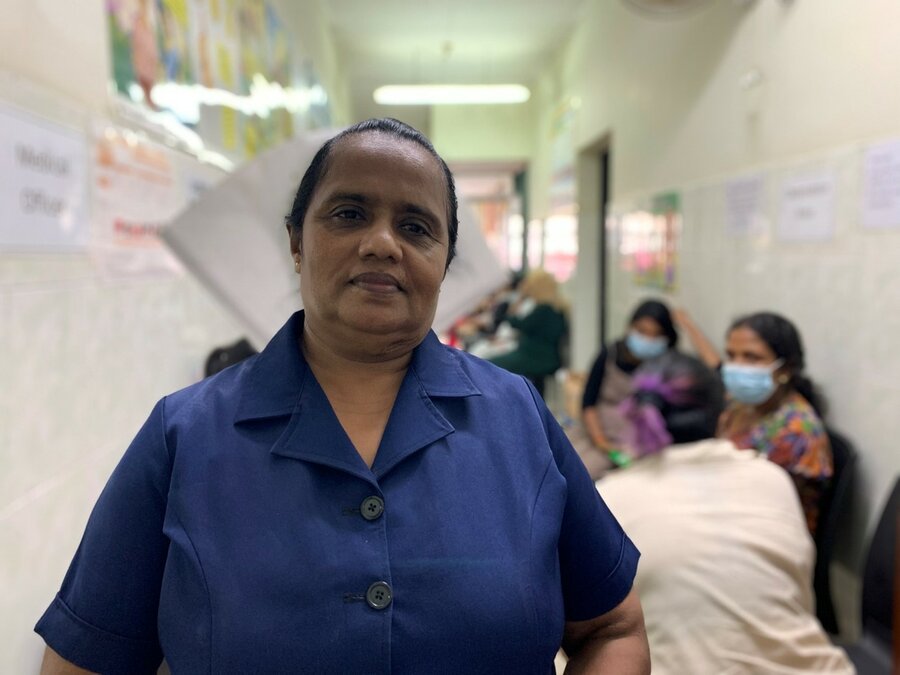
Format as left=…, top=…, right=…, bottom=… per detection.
left=351, top=272, right=402, bottom=293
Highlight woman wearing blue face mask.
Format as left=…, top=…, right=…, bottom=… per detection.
left=714, top=313, right=833, bottom=535
left=579, top=300, right=678, bottom=475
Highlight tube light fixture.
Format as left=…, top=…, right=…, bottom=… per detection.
left=373, top=84, right=531, bottom=106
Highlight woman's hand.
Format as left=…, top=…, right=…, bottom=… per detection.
left=582, top=406, right=613, bottom=451
left=40, top=647, right=95, bottom=675
left=671, top=307, right=692, bottom=329
left=673, top=308, right=721, bottom=369
left=562, top=589, right=650, bottom=674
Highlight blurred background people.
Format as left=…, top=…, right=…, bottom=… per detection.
left=578, top=299, right=678, bottom=474
left=680, top=310, right=833, bottom=535
left=449, top=271, right=523, bottom=351
left=487, top=268, right=568, bottom=396
left=597, top=352, right=853, bottom=674
left=204, top=337, right=257, bottom=377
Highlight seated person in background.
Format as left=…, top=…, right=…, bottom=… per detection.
left=450, top=271, right=522, bottom=350
left=579, top=300, right=678, bottom=473
left=487, top=269, right=568, bottom=395
left=678, top=309, right=833, bottom=535
left=597, top=352, right=853, bottom=675
left=204, top=338, right=257, bottom=377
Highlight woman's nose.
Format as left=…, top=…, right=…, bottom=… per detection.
left=358, top=218, right=403, bottom=261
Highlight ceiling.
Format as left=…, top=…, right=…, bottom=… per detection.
left=320, top=0, right=591, bottom=129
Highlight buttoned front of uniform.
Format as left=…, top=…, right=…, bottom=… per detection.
left=36, top=311, right=639, bottom=675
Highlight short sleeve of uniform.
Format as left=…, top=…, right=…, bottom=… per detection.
left=35, top=398, right=172, bottom=675
left=528, top=380, right=640, bottom=621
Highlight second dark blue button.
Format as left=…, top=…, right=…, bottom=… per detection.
left=360, top=496, right=384, bottom=521
left=366, top=581, right=392, bottom=610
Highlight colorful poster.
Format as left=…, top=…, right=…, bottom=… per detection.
left=191, top=0, right=243, bottom=154
left=91, top=124, right=185, bottom=277
left=106, top=0, right=305, bottom=161
left=107, top=0, right=164, bottom=107
left=619, top=193, right=680, bottom=291
left=264, top=4, right=296, bottom=141
left=0, top=104, right=89, bottom=251
left=299, top=59, right=332, bottom=130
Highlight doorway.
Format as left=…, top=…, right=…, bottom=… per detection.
left=572, top=136, right=612, bottom=371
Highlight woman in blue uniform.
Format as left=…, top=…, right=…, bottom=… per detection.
left=36, top=118, right=649, bottom=674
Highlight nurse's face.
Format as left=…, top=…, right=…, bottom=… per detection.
left=295, top=132, right=450, bottom=354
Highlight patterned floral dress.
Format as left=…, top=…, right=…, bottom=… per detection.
left=721, top=392, right=833, bottom=535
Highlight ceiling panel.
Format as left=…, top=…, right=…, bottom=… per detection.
left=320, top=0, right=590, bottom=124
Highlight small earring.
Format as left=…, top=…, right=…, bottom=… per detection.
left=294, top=257, right=301, bottom=273
left=777, top=373, right=790, bottom=384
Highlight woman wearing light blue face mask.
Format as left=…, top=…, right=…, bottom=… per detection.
left=715, top=312, right=833, bottom=536
left=578, top=300, right=678, bottom=476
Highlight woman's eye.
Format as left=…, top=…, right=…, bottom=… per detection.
left=401, top=222, right=429, bottom=236
left=334, top=208, right=363, bottom=220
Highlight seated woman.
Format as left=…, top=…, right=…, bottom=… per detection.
left=679, top=310, right=833, bottom=535
left=578, top=300, right=678, bottom=475
left=450, top=271, right=522, bottom=351
left=596, top=352, right=853, bottom=674
left=487, top=269, right=568, bottom=395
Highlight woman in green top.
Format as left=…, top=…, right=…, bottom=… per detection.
left=488, top=269, right=568, bottom=395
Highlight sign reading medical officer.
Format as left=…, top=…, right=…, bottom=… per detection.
left=0, top=103, right=88, bottom=251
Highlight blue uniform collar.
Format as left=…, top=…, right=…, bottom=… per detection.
left=233, top=311, right=481, bottom=479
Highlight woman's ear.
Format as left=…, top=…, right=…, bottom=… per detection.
left=775, top=365, right=791, bottom=385
left=288, top=226, right=303, bottom=263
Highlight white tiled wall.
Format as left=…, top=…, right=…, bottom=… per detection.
left=1, top=257, right=242, bottom=672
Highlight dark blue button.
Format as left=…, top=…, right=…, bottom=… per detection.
left=366, top=581, right=392, bottom=610
left=360, top=496, right=384, bottom=521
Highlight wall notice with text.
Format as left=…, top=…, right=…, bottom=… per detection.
left=0, top=104, right=88, bottom=251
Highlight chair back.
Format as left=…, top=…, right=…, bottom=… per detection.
left=814, top=428, right=857, bottom=634
left=862, top=477, right=900, bottom=646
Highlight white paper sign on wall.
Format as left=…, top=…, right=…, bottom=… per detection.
left=777, top=170, right=836, bottom=242
left=0, top=103, right=89, bottom=251
left=725, top=173, right=765, bottom=236
left=862, top=138, right=900, bottom=230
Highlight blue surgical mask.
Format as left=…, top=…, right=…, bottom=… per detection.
left=625, top=331, right=668, bottom=360
left=721, top=360, right=783, bottom=405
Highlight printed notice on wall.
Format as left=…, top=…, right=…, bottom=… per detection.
left=0, top=104, right=89, bottom=251
left=777, top=170, right=836, bottom=242
left=91, top=124, right=184, bottom=277
left=861, top=138, right=900, bottom=229
left=725, top=174, right=765, bottom=236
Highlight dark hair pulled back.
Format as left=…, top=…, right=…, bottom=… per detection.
left=621, top=352, right=725, bottom=456
left=284, top=117, right=458, bottom=269
left=630, top=299, right=678, bottom=347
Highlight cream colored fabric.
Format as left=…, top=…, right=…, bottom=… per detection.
left=597, top=439, right=854, bottom=675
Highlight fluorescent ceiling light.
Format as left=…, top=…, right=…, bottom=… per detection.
left=373, top=84, right=530, bottom=106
